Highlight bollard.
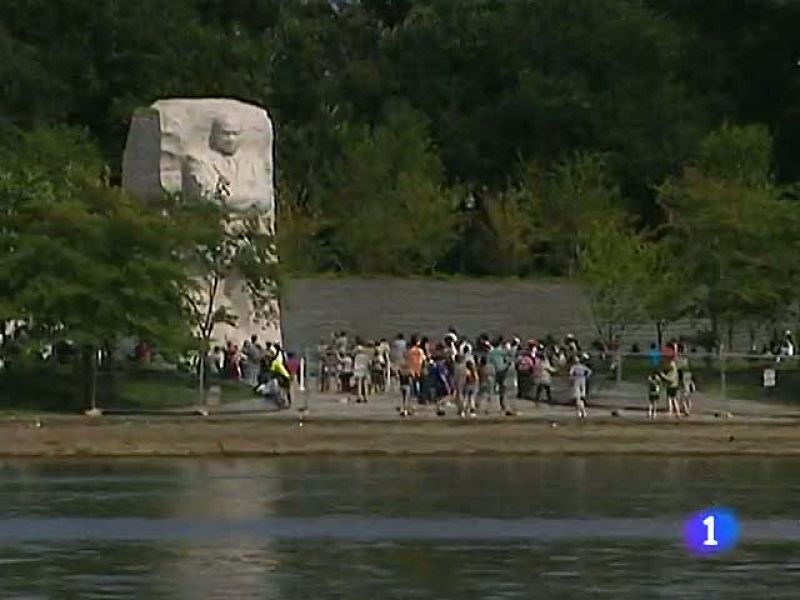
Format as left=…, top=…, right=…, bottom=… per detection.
left=207, top=385, right=222, bottom=407
left=299, top=357, right=306, bottom=392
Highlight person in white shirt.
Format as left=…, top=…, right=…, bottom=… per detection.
left=353, top=345, right=371, bottom=403
left=780, top=330, right=795, bottom=357
left=569, top=357, right=593, bottom=419
left=339, top=352, right=353, bottom=393
left=533, top=351, right=556, bottom=404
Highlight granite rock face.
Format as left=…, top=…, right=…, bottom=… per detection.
left=123, top=98, right=281, bottom=346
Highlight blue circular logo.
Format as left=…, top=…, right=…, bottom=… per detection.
left=684, top=508, right=740, bottom=556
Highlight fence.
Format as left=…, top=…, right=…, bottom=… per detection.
left=1, top=343, right=798, bottom=418
left=293, top=347, right=800, bottom=418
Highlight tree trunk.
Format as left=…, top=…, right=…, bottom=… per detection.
left=103, top=339, right=117, bottom=404
left=197, top=274, right=220, bottom=406
left=198, top=345, right=206, bottom=406
left=655, top=321, right=664, bottom=347
left=710, top=314, right=719, bottom=348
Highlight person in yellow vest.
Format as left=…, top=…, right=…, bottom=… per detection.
left=269, top=345, right=291, bottom=406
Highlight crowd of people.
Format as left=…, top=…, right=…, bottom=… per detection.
left=205, top=328, right=800, bottom=420
left=314, top=329, right=598, bottom=418
left=204, top=335, right=299, bottom=406
left=646, top=341, right=696, bottom=420
left=309, top=330, right=714, bottom=419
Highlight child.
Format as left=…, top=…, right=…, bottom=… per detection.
left=569, top=357, right=592, bottom=419
left=398, top=362, right=413, bottom=417
left=647, top=372, right=661, bottom=419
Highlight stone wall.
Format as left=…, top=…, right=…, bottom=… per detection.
left=280, top=278, right=732, bottom=351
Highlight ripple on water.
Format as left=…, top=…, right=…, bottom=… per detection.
left=0, top=457, right=799, bottom=598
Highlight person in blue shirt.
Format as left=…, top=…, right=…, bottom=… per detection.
left=487, top=338, right=516, bottom=416
left=648, top=343, right=662, bottom=368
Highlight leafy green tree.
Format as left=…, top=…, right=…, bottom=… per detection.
left=696, top=122, right=773, bottom=187
left=640, top=238, right=692, bottom=346
left=576, top=215, right=661, bottom=345
left=178, top=203, right=282, bottom=401
left=319, top=103, right=460, bottom=274
left=650, top=0, right=800, bottom=181
left=531, top=153, right=628, bottom=275
left=380, top=0, right=705, bottom=195
left=468, top=186, right=540, bottom=276
left=0, top=161, right=193, bottom=409
left=3, top=0, right=800, bottom=280
left=658, top=124, right=800, bottom=346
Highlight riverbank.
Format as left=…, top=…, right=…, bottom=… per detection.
left=0, top=416, right=798, bottom=457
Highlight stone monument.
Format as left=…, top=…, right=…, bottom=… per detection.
left=122, top=98, right=281, bottom=346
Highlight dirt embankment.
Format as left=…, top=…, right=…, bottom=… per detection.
left=0, top=417, right=798, bottom=457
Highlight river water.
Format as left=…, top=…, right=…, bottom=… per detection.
left=0, top=457, right=798, bottom=598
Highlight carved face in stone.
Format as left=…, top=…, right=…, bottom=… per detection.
left=210, top=115, right=242, bottom=156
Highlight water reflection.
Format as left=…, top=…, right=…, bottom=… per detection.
left=0, top=457, right=798, bottom=598
left=157, top=460, right=282, bottom=599
left=0, top=516, right=798, bottom=542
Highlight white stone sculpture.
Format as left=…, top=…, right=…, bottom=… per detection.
left=122, top=98, right=281, bottom=346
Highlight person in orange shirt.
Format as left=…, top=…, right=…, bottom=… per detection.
left=406, top=339, right=426, bottom=399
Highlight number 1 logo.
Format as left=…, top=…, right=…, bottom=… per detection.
left=684, top=508, right=739, bottom=555
left=702, top=515, right=719, bottom=546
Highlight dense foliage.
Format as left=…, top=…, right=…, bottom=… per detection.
left=1, top=0, right=799, bottom=277
left=0, top=130, right=279, bottom=407
left=1, top=0, right=800, bottom=351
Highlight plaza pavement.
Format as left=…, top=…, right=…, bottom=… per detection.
left=217, top=377, right=800, bottom=423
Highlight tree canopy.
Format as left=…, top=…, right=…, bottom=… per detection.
left=2, top=1, right=798, bottom=278
left=1, top=0, right=799, bottom=349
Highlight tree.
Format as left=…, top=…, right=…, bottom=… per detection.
left=531, top=153, right=628, bottom=275
left=576, top=216, right=661, bottom=345
left=468, top=186, right=540, bottom=276
left=319, top=103, right=460, bottom=274
left=657, top=124, right=800, bottom=347
left=640, top=238, right=692, bottom=346
left=3, top=0, right=800, bottom=280
left=0, top=160, right=194, bottom=409
left=178, top=203, right=282, bottom=402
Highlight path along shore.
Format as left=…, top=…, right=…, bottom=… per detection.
left=0, top=414, right=798, bottom=458
left=2, top=379, right=797, bottom=458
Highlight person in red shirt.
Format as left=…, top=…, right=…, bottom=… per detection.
left=285, top=352, right=301, bottom=381
left=663, top=341, right=677, bottom=363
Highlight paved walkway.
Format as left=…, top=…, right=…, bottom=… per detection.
left=217, top=376, right=800, bottom=423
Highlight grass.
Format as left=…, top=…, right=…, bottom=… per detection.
left=0, top=364, right=256, bottom=413
left=112, top=371, right=255, bottom=410
left=618, top=355, right=800, bottom=405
